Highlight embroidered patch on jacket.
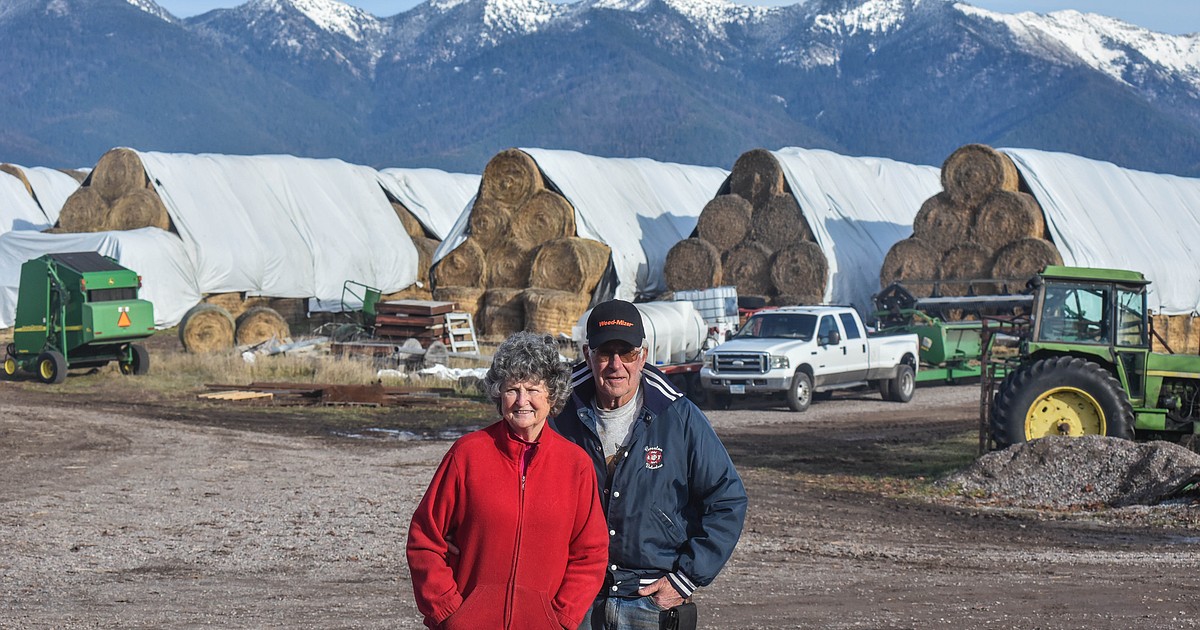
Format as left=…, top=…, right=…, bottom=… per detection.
left=644, top=446, right=664, bottom=469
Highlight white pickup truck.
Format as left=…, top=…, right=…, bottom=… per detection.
left=700, top=305, right=919, bottom=411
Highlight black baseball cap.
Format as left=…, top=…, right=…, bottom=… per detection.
left=586, top=299, right=645, bottom=348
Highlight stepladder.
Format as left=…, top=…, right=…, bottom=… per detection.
left=444, top=312, right=480, bottom=354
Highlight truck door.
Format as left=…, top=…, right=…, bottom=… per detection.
left=837, top=312, right=870, bottom=382
left=815, top=314, right=849, bottom=386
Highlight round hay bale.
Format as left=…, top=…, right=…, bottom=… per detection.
left=511, top=190, right=576, bottom=248
left=91, top=148, right=148, bottom=203
left=57, top=187, right=110, bottom=233
left=487, top=246, right=535, bottom=289
left=433, top=286, right=486, bottom=319
left=941, top=144, right=1018, bottom=209
left=723, top=241, right=773, bottom=297
left=392, top=202, right=426, bottom=240
left=467, top=199, right=511, bottom=249
left=664, top=238, right=722, bottom=292
left=105, top=189, right=170, bottom=231
left=912, top=192, right=973, bottom=255
left=528, top=237, right=611, bottom=294
left=696, top=195, right=752, bottom=253
left=991, top=238, right=1064, bottom=290
left=522, top=288, right=591, bottom=336
left=481, top=288, right=524, bottom=338
left=769, top=241, right=828, bottom=297
left=235, top=306, right=291, bottom=347
left=178, top=303, right=235, bottom=353
left=413, top=236, right=440, bottom=285
left=729, top=148, right=785, bottom=210
left=880, top=237, right=940, bottom=297
left=971, top=191, right=1045, bottom=252
left=937, top=242, right=994, bottom=297
left=480, top=149, right=543, bottom=207
left=432, top=238, right=486, bottom=289
left=0, top=164, right=33, bottom=198
left=751, top=193, right=811, bottom=253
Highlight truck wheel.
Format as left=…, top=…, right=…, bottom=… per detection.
left=787, top=370, right=812, bottom=412
left=36, top=350, right=67, bottom=385
left=3, top=356, right=17, bottom=377
left=878, top=378, right=892, bottom=401
left=887, top=364, right=915, bottom=403
left=119, top=344, right=150, bottom=376
left=991, top=356, right=1134, bottom=448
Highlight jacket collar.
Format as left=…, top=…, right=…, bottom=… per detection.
left=568, top=360, right=685, bottom=417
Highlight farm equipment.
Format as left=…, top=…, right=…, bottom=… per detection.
left=872, top=282, right=1033, bottom=384
left=983, top=265, right=1200, bottom=449
left=4, top=252, right=155, bottom=383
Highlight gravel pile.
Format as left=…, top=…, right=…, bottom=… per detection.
left=938, top=436, right=1200, bottom=509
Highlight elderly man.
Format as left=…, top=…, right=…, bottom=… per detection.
left=553, top=299, right=748, bottom=630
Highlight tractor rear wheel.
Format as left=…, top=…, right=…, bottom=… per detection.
left=36, top=350, right=67, bottom=385
left=119, top=344, right=150, bottom=376
left=991, top=356, right=1134, bottom=447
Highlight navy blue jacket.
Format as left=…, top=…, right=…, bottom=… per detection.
left=551, top=361, right=748, bottom=599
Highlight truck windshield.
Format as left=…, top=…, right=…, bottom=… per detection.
left=732, top=313, right=817, bottom=340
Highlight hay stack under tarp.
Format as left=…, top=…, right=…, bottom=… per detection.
left=392, top=201, right=427, bottom=240
left=971, top=191, right=1045, bottom=252
left=179, top=303, right=235, bottom=353
left=664, top=238, right=722, bottom=292
left=751, top=193, right=810, bottom=253
left=991, top=237, right=1063, bottom=289
left=695, top=195, right=752, bottom=253
left=941, top=144, right=1019, bottom=208
left=880, top=237, right=940, bottom=297
left=937, top=242, right=994, bottom=296
left=90, top=148, right=149, bottom=202
left=235, top=306, right=291, bottom=346
left=528, top=237, right=611, bottom=294
left=412, top=237, right=439, bottom=285
left=0, top=164, right=33, bottom=197
left=522, top=288, right=590, bottom=337
left=912, top=192, right=972, bottom=255
left=481, top=288, right=524, bottom=338
left=770, top=242, right=828, bottom=299
left=1152, top=314, right=1200, bottom=354
left=488, top=246, right=535, bottom=289
left=723, top=241, right=772, bottom=296
left=729, top=148, right=785, bottom=210
left=467, top=200, right=511, bottom=249
left=57, top=187, right=109, bottom=233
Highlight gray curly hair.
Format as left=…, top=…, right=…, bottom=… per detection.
left=483, top=331, right=572, bottom=415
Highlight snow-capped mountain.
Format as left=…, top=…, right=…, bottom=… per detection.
left=1, top=0, right=1199, bottom=177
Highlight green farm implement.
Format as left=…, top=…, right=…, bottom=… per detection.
left=4, top=252, right=155, bottom=384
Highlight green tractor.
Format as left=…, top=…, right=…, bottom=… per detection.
left=988, top=265, right=1200, bottom=447
left=3, top=252, right=155, bottom=384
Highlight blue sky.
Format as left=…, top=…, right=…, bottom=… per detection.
left=157, top=0, right=1200, bottom=35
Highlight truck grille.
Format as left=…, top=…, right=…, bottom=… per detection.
left=713, top=352, right=767, bottom=374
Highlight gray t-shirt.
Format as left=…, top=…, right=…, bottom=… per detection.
left=594, top=385, right=644, bottom=470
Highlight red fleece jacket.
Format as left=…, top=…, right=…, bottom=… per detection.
left=406, top=421, right=608, bottom=629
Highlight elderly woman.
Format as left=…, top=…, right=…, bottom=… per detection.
left=406, top=332, right=608, bottom=630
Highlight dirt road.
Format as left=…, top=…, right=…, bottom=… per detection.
left=2, top=382, right=1199, bottom=629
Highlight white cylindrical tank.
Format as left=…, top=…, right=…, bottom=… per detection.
left=573, top=301, right=708, bottom=366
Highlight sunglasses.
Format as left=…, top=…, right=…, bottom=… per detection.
left=590, top=346, right=643, bottom=363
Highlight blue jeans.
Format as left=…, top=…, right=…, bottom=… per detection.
left=577, top=595, right=663, bottom=630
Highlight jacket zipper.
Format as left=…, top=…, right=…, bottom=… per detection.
left=505, top=446, right=528, bottom=629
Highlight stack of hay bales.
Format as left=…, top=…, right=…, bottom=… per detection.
left=55, top=148, right=172, bottom=233
left=662, top=149, right=826, bottom=306
left=880, top=144, right=1062, bottom=299
left=431, top=149, right=611, bottom=338
left=385, top=196, right=441, bottom=301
